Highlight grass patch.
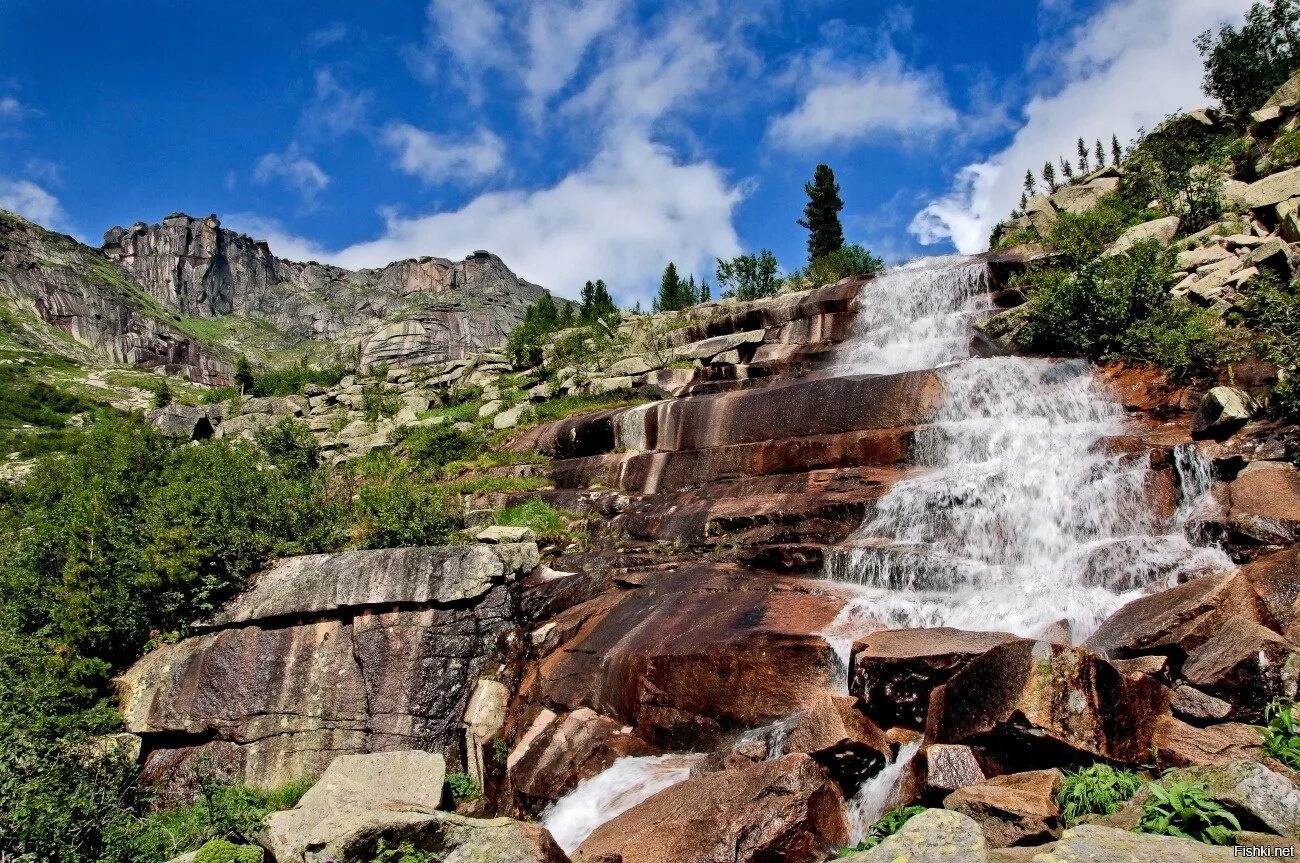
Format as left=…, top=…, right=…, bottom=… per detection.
left=494, top=498, right=581, bottom=541
left=524, top=390, right=651, bottom=426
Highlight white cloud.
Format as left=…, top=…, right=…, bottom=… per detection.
left=911, top=0, right=1253, bottom=253
left=0, top=179, right=65, bottom=228
left=236, top=136, right=743, bottom=306
left=307, top=23, right=348, bottom=49
left=522, top=0, right=623, bottom=118
left=382, top=123, right=505, bottom=183
left=252, top=147, right=330, bottom=206
left=0, top=95, right=23, bottom=121
left=409, top=0, right=509, bottom=90
left=222, top=213, right=334, bottom=264
left=768, top=48, right=958, bottom=150
left=304, top=68, right=370, bottom=138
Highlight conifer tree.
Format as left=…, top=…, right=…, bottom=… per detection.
left=580, top=280, right=596, bottom=320
left=234, top=355, right=255, bottom=394
left=1111, top=134, right=1123, bottom=165
left=1019, top=193, right=1028, bottom=212
left=699, top=279, right=711, bottom=303
left=1042, top=161, right=1057, bottom=192
left=1059, top=157, right=1075, bottom=182
left=1094, top=139, right=1106, bottom=169
left=1023, top=169, right=1037, bottom=196
left=657, top=262, right=690, bottom=312
left=797, top=164, right=845, bottom=263
left=591, top=279, right=615, bottom=319
left=1077, top=137, right=1089, bottom=174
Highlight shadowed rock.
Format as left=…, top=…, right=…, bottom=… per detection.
left=943, top=769, right=1062, bottom=848
left=1181, top=616, right=1300, bottom=721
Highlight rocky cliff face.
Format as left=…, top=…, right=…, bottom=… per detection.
left=103, top=213, right=548, bottom=366
left=0, top=211, right=231, bottom=383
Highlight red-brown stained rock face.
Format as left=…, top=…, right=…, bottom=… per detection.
left=575, top=754, right=848, bottom=863
left=1152, top=716, right=1264, bottom=767
left=851, top=628, right=1022, bottom=730
left=1229, top=461, right=1300, bottom=544
left=943, top=769, right=1063, bottom=848
left=926, top=640, right=1171, bottom=766
left=525, top=566, right=843, bottom=750
left=1239, top=547, right=1300, bottom=634
left=1181, top=616, right=1300, bottom=721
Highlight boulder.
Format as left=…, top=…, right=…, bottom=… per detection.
left=1241, top=166, right=1300, bottom=211
left=575, top=754, right=848, bottom=863
left=1177, top=245, right=1234, bottom=270
left=1229, top=461, right=1300, bottom=544
left=262, top=750, right=445, bottom=862
left=1170, top=761, right=1300, bottom=838
left=1024, top=195, right=1058, bottom=235
left=1171, top=686, right=1233, bottom=722
left=1103, top=216, right=1181, bottom=257
left=507, top=708, right=657, bottom=809
left=671, top=329, right=766, bottom=362
left=925, top=743, right=988, bottom=793
left=477, top=525, right=538, bottom=545
left=943, top=769, right=1062, bottom=848
left=926, top=641, right=1170, bottom=764
left=1034, top=824, right=1235, bottom=861
left=1052, top=180, right=1118, bottom=215
left=1239, top=548, right=1300, bottom=636
left=840, top=808, right=987, bottom=863
left=609, top=356, right=656, bottom=376
left=1264, top=69, right=1300, bottom=110
left=780, top=692, right=891, bottom=786
left=851, top=628, right=1021, bottom=729
left=1191, top=387, right=1255, bottom=439
left=1181, top=616, right=1300, bottom=721
left=1152, top=715, right=1262, bottom=767
left=494, top=403, right=527, bottom=430
left=147, top=403, right=218, bottom=440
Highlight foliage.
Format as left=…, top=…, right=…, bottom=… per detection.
left=578, top=279, right=617, bottom=322
left=346, top=458, right=462, bottom=549
left=1196, top=0, right=1300, bottom=119
left=1120, top=115, right=1234, bottom=233
left=0, top=360, right=110, bottom=458
left=788, top=244, right=884, bottom=288
left=1045, top=195, right=1151, bottom=266
left=255, top=418, right=321, bottom=476
left=524, top=390, right=649, bottom=425
left=837, top=806, right=926, bottom=855
left=152, top=378, right=173, bottom=408
left=1018, top=241, right=1225, bottom=377
left=362, top=378, right=401, bottom=422
left=193, top=839, right=263, bottom=863
left=799, top=163, right=846, bottom=263
left=495, top=499, right=580, bottom=542
left=446, top=772, right=482, bottom=802
left=234, top=355, right=254, bottom=393
left=203, top=361, right=346, bottom=403
left=1240, top=272, right=1300, bottom=420
left=1261, top=698, right=1300, bottom=770
left=370, top=838, right=435, bottom=863
left=716, top=250, right=781, bottom=301
left=1270, top=128, right=1300, bottom=168
left=1137, top=779, right=1240, bottom=845
left=508, top=293, right=563, bottom=366
left=395, top=423, right=480, bottom=472
left=1057, top=764, right=1144, bottom=822
left=656, top=261, right=697, bottom=312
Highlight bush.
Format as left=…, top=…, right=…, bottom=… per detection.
left=838, top=806, right=926, bottom=855
left=1262, top=698, right=1300, bottom=770
left=716, top=250, right=781, bottom=300
left=194, top=839, right=263, bottom=863
left=1196, top=0, right=1300, bottom=120
left=1057, top=764, right=1143, bottom=822
left=1119, top=116, right=1234, bottom=233
left=446, top=771, right=482, bottom=802
left=1138, top=779, right=1240, bottom=845
left=396, top=423, right=480, bottom=471
left=371, top=839, right=435, bottom=863
left=361, top=379, right=401, bottom=422
left=350, top=466, right=462, bottom=549
left=789, top=244, right=884, bottom=288
left=494, top=499, right=579, bottom=541
left=1241, top=271, right=1300, bottom=419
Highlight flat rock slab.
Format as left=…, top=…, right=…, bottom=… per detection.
left=1028, top=824, right=1235, bottom=861
left=841, top=808, right=987, bottom=862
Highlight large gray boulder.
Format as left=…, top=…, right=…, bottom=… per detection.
left=1030, top=824, right=1235, bottom=861
left=1191, top=387, right=1256, bottom=439
left=147, top=403, right=219, bottom=440
left=1171, top=761, right=1300, bottom=838
left=842, top=809, right=987, bottom=862
left=1241, top=166, right=1300, bottom=211
left=1103, top=216, right=1181, bottom=257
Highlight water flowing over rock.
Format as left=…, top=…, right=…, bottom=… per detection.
left=823, top=256, right=1230, bottom=640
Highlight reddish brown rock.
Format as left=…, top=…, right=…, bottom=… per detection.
left=527, top=566, right=842, bottom=749
left=944, top=769, right=1063, bottom=848
left=507, top=708, right=657, bottom=811
left=1085, top=571, right=1266, bottom=659
left=925, top=744, right=987, bottom=794
left=1229, top=461, right=1300, bottom=544
left=927, top=641, right=1171, bottom=765
left=1171, top=685, right=1233, bottom=722
left=1181, top=616, right=1300, bottom=721
left=576, top=754, right=848, bottom=863
left=851, top=628, right=1022, bottom=729
left=1152, top=716, right=1263, bottom=767
left=1239, top=547, right=1300, bottom=634
left=781, top=692, right=891, bottom=786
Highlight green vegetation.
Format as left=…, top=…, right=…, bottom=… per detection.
left=1196, top=0, right=1300, bottom=119
left=524, top=390, right=649, bottom=426
left=787, top=244, right=884, bottom=289
left=1240, top=271, right=1300, bottom=420
left=1057, top=764, right=1144, bottom=822
left=799, top=163, right=846, bottom=263
left=204, top=359, right=347, bottom=403
left=1261, top=698, right=1300, bottom=769
left=0, top=358, right=115, bottom=458
left=655, top=262, right=708, bottom=312
left=370, top=839, right=435, bottom=863
left=837, top=806, right=926, bottom=856
left=494, top=499, right=582, bottom=543
left=716, top=250, right=781, bottom=301
left=1137, top=779, right=1241, bottom=845
left=193, top=839, right=264, bottom=863
left=446, top=771, right=482, bottom=802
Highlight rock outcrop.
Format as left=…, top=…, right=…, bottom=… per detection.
left=117, top=544, right=538, bottom=794
left=102, top=213, right=549, bottom=368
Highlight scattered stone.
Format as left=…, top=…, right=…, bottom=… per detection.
left=1191, top=387, right=1256, bottom=439
left=1181, top=616, right=1300, bottom=721
left=1036, top=824, right=1235, bottom=861
left=1103, top=215, right=1181, bottom=256
left=925, top=744, right=987, bottom=793
left=840, top=809, right=987, bottom=863
left=1171, top=686, right=1233, bottom=722
left=1177, top=245, right=1234, bottom=270
left=1240, top=166, right=1300, bottom=211
left=494, top=403, right=527, bottom=430
left=1153, top=716, right=1262, bottom=767
left=479, top=399, right=504, bottom=418
left=608, top=356, right=656, bottom=376
left=943, top=769, right=1062, bottom=848
left=477, top=525, right=538, bottom=544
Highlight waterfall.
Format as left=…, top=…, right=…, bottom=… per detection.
left=540, top=754, right=700, bottom=853
left=823, top=257, right=1231, bottom=641
left=844, top=740, right=921, bottom=845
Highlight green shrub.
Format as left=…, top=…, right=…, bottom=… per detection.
left=395, top=424, right=481, bottom=471
left=787, top=244, right=884, bottom=288
left=715, top=250, right=781, bottom=300
left=1270, top=129, right=1300, bottom=168
left=1045, top=196, right=1151, bottom=266
left=1138, top=779, right=1240, bottom=845
left=1261, top=698, right=1300, bottom=769
left=1241, top=271, right=1300, bottom=420
left=371, top=838, right=435, bottom=863
left=1119, top=116, right=1233, bottom=233
left=446, top=772, right=482, bottom=802
left=351, top=470, right=462, bottom=549
left=838, top=806, right=926, bottom=855
left=361, top=379, right=401, bottom=422
left=494, top=499, right=578, bottom=541
left=1057, top=764, right=1144, bottom=822
left=193, top=839, right=263, bottom=863
left=1196, top=0, right=1300, bottom=120
left=255, top=418, right=321, bottom=476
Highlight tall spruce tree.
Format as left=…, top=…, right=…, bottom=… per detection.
left=1042, top=161, right=1057, bottom=191
left=797, top=164, right=845, bottom=263
left=1094, top=139, right=1106, bottom=169
left=656, top=262, right=695, bottom=312
left=234, top=355, right=255, bottom=394
left=1111, top=134, right=1123, bottom=165
left=1077, top=137, right=1090, bottom=174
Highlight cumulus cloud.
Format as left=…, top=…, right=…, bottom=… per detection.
left=911, top=0, right=1253, bottom=253
left=0, top=179, right=65, bottom=228
left=252, top=147, right=330, bottom=206
left=768, top=48, right=959, bottom=150
left=383, top=124, right=505, bottom=183
left=523, top=0, right=623, bottom=118
left=303, top=68, right=371, bottom=138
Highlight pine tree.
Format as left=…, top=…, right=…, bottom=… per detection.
left=797, top=164, right=845, bottom=263
left=1023, top=169, right=1037, bottom=197
left=657, top=262, right=690, bottom=312
left=152, top=379, right=173, bottom=408
left=1094, top=139, right=1106, bottom=169
left=699, top=279, right=711, bottom=303
left=558, top=300, right=575, bottom=328
left=1077, top=137, right=1089, bottom=174
left=1059, top=157, right=1075, bottom=182
left=591, top=279, right=616, bottom=319
left=234, top=354, right=254, bottom=394
left=1042, top=161, right=1057, bottom=192
left=1111, top=134, right=1123, bottom=165
left=579, top=280, right=596, bottom=320
left=1019, top=193, right=1028, bottom=212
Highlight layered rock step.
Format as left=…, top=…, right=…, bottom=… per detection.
left=117, top=544, right=538, bottom=799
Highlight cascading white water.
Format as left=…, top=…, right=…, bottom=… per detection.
left=823, top=256, right=1232, bottom=642
left=844, top=740, right=921, bottom=845
left=540, top=754, right=700, bottom=854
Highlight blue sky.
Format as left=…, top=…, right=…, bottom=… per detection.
left=0, top=0, right=1252, bottom=307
